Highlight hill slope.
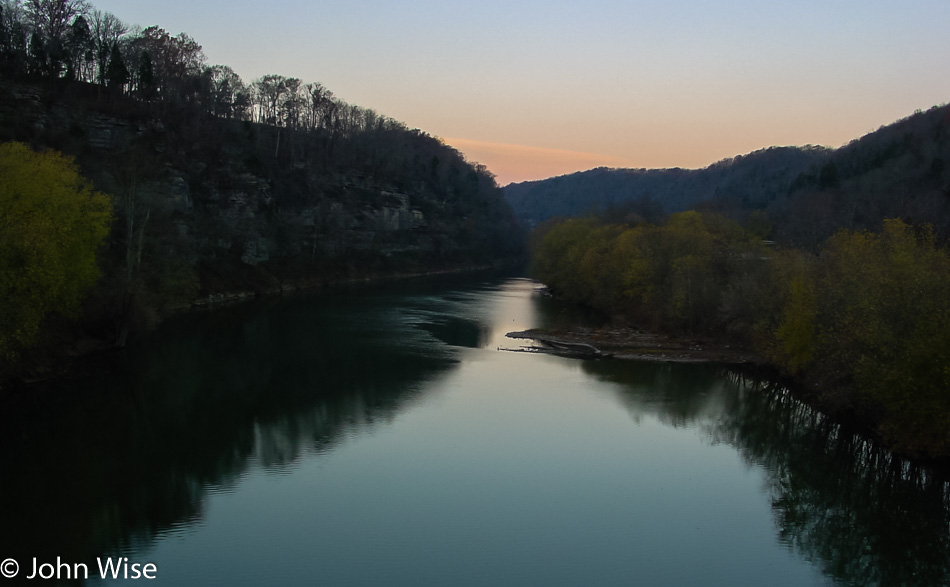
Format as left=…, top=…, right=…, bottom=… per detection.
left=506, top=104, right=950, bottom=246
left=0, top=79, right=524, bottom=358
left=505, top=146, right=828, bottom=224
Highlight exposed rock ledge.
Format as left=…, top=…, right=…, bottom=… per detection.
left=506, top=327, right=763, bottom=365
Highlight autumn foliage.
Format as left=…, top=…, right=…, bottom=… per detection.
left=532, top=213, right=950, bottom=457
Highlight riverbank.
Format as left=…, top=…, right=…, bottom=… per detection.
left=191, top=260, right=518, bottom=307
left=508, top=320, right=950, bottom=470
left=506, top=326, right=763, bottom=364
left=3, top=261, right=523, bottom=393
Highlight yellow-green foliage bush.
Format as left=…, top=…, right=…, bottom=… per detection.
left=806, top=220, right=950, bottom=455
left=0, top=142, right=113, bottom=363
left=533, top=211, right=762, bottom=330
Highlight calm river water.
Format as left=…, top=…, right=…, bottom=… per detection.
left=1, top=275, right=949, bottom=586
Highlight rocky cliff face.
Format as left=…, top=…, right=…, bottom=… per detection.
left=202, top=177, right=432, bottom=266
left=0, top=81, right=524, bottom=303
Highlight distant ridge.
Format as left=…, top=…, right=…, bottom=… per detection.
left=504, top=145, right=828, bottom=222
left=505, top=104, right=950, bottom=247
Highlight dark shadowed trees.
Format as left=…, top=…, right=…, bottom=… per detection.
left=104, top=39, right=125, bottom=90
left=63, top=13, right=91, bottom=80
left=132, top=26, right=204, bottom=104
left=24, top=0, right=89, bottom=76
left=89, top=8, right=124, bottom=85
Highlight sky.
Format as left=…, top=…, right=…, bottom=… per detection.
left=90, top=0, right=950, bottom=186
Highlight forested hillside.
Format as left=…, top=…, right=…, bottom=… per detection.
left=531, top=212, right=950, bottom=459
left=508, top=104, right=950, bottom=248
left=0, top=0, right=523, bottom=379
left=519, top=97, right=950, bottom=460
left=523, top=102, right=950, bottom=460
left=506, top=146, right=828, bottom=227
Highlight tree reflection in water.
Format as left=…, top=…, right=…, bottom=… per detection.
left=0, top=292, right=459, bottom=579
left=583, top=360, right=950, bottom=586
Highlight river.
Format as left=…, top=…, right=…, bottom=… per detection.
left=1, top=275, right=948, bottom=586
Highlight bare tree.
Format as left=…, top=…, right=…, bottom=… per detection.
left=89, top=9, right=125, bottom=85
left=251, top=74, right=287, bottom=124
left=63, top=13, right=92, bottom=80
left=25, top=0, right=87, bottom=43
left=0, top=1, right=29, bottom=76
left=0, top=0, right=24, bottom=22
left=204, top=64, right=245, bottom=118
left=132, top=26, right=204, bottom=101
left=303, top=82, right=338, bottom=131
left=303, top=82, right=327, bottom=130
left=279, top=76, right=302, bottom=128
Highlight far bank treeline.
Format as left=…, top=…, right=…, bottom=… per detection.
left=532, top=212, right=950, bottom=459
left=0, top=0, right=524, bottom=376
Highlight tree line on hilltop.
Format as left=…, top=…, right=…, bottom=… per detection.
left=2, top=0, right=442, bottom=140
left=0, top=0, right=523, bottom=383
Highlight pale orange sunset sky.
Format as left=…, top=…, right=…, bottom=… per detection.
left=93, top=0, right=950, bottom=185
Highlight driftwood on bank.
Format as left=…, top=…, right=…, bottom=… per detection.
left=504, top=327, right=763, bottom=365
left=505, top=330, right=608, bottom=359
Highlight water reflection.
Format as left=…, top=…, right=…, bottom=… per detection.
left=0, top=289, right=461, bottom=580
left=417, top=316, right=490, bottom=349
left=2, top=277, right=948, bottom=586
left=583, top=360, right=950, bottom=585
